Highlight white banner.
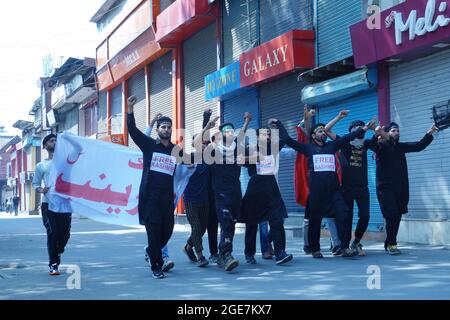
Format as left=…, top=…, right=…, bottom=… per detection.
left=47, top=132, right=195, bottom=228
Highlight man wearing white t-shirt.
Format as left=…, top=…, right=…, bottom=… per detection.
left=32, top=134, right=72, bottom=276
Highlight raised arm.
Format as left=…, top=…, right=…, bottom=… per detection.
left=303, top=105, right=316, bottom=142
left=324, top=110, right=349, bottom=141
left=127, top=96, right=155, bottom=151
left=399, top=124, right=438, bottom=153
left=333, top=118, right=376, bottom=151
left=269, top=119, right=311, bottom=155
left=237, top=112, right=253, bottom=145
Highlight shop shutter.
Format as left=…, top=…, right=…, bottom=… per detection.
left=127, top=69, right=147, bottom=149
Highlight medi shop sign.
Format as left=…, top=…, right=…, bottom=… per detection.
left=351, top=0, right=450, bottom=67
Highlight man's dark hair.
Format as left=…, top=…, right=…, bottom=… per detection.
left=42, top=134, right=57, bottom=147
left=384, top=122, right=400, bottom=132
left=156, top=116, right=172, bottom=128
left=310, top=123, right=326, bottom=137
left=219, top=122, right=235, bottom=132
left=349, top=120, right=365, bottom=132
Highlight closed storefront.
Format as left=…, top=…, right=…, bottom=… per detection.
left=259, top=74, right=306, bottom=214
left=183, top=23, right=218, bottom=137
left=389, top=50, right=450, bottom=221
left=98, top=91, right=108, bottom=138
left=110, top=85, right=123, bottom=135
left=127, top=69, right=147, bottom=149
left=149, top=52, right=173, bottom=139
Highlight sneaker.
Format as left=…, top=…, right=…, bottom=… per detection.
left=183, top=244, right=198, bottom=262
left=387, top=245, right=401, bottom=255
left=152, top=268, right=165, bottom=279
left=245, top=255, right=257, bottom=264
left=351, top=241, right=366, bottom=256
left=223, top=253, right=239, bottom=272
left=342, top=247, right=358, bottom=258
left=275, top=252, right=293, bottom=265
left=331, top=246, right=343, bottom=256
left=162, top=259, right=175, bottom=272
left=197, top=256, right=209, bottom=268
left=262, top=251, right=273, bottom=260
left=48, top=264, right=60, bottom=276
left=209, top=254, right=219, bottom=264
left=303, top=245, right=312, bottom=255
left=312, top=251, right=323, bottom=259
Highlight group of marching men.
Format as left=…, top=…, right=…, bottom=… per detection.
left=33, top=94, right=440, bottom=278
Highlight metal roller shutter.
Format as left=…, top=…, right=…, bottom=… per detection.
left=390, top=50, right=450, bottom=220
left=317, top=0, right=362, bottom=67
left=259, top=74, right=305, bottom=214
left=64, top=107, right=79, bottom=135
left=259, top=0, right=313, bottom=43
left=222, top=89, right=259, bottom=194
left=317, top=92, right=384, bottom=231
left=149, top=51, right=173, bottom=140
left=184, top=23, right=218, bottom=143
left=127, top=69, right=147, bottom=149
left=110, top=85, right=123, bottom=135
left=222, top=0, right=259, bottom=66
left=98, top=91, right=108, bottom=138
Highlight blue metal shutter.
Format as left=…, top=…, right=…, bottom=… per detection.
left=127, top=69, right=146, bottom=149
left=110, top=84, right=123, bottom=134
left=317, top=91, right=384, bottom=231
left=259, top=74, right=306, bottom=214
left=63, top=107, right=79, bottom=135
left=317, top=0, right=362, bottom=66
left=259, top=0, right=313, bottom=43
left=222, top=88, right=259, bottom=194
left=149, top=51, right=173, bottom=140
left=390, top=49, right=450, bottom=220
left=222, top=0, right=259, bottom=66
left=184, top=23, right=218, bottom=139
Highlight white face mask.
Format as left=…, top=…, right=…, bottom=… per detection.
left=350, top=138, right=364, bottom=149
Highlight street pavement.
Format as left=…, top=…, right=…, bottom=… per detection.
left=1, top=212, right=449, bottom=300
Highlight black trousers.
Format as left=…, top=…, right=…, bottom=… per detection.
left=185, top=201, right=209, bottom=254
left=342, top=186, right=370, bottom=241
left=41, top=203, right=72, bottom=267
left=308, top=192, right=350, bottom=253
left=245, top=218, right=285, bottom=257
left=145, top=213, right=174, bottom=271
left=377, top=187, right=402, bottom=246
left=215, top=197, right=240, bottom=256
left=207, top=192, right=219, bottom=256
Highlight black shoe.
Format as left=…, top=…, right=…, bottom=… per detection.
left=183, top=244, right=197, bottom=262
left=209, top=254, right=219, bottom=264
left=245, top=255, right=257, bottom=264
left=331, top=246, right=343, bottom=256
left=312, top=251, right=323, bottom=259
left=48, top=264, right=60, bottom=276
left=197, top=256, right=209, bottom=267
left=342, top=247, right=358, bottom=258
left=144, top=246, right=150, bottom=263
left=275, top=252, right=293, bottom=265
left=303, top=245, right=312, bottom=255
left=152, top=269, right=165, bottom=279
left=223, top=253, right=239, bottom=271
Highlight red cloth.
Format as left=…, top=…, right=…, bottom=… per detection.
left=294, top=127, right=309, bottom=207
left=294, top=127, right=342, bottom=207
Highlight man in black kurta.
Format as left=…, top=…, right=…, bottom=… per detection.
left=127, top=96, right=177, bottom=279
left=275, top=119, right=374, bottom=258
left=372, top=122, right=438, bottom=255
